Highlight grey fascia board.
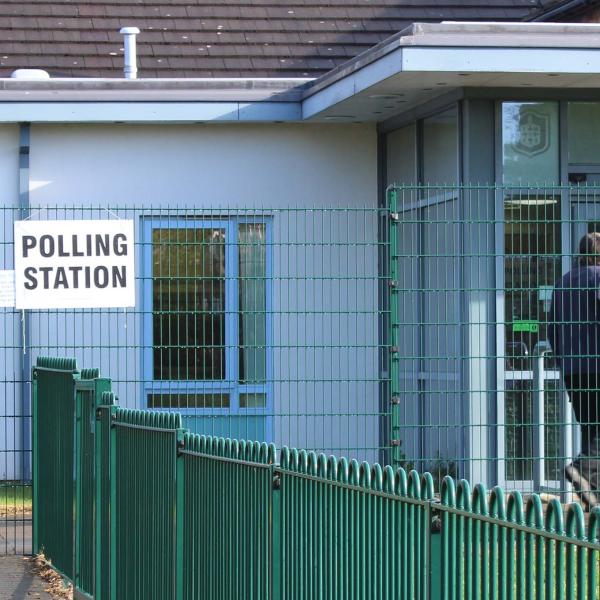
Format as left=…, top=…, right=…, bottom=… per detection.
left=0, top=77, right=309, bottom=122
left=0, top=77, right=311, bottom=102
left=401, top=46, right=600, bottom=74
left=0, top=101, right=302, bottom=123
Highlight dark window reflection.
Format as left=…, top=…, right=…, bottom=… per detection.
left=152, top=228, right=226, bottom=381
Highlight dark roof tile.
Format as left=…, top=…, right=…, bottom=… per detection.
left=0, top=1, right=546, bottom=78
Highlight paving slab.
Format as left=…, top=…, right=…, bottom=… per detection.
left=0, top=556, right=54, bottom=599
left=0, top=516, right=32, bottom=555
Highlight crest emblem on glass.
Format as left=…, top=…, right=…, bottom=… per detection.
left=514, top=110, right=550, bottom=157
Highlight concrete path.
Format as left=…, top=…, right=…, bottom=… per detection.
left=0, top=556, right=54, bottom=599
left=0, top=516, right=32, bottom=555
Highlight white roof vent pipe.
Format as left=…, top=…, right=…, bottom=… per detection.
left=11, top=69, right=50, bottom=80
left=119, top=26, right=140, bottom=79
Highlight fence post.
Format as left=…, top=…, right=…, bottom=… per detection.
left=75, top=377, right=110, bottom=600
left=109, top=405, right=117, bottom=600
left=271, top=465, right=281, bottom=600
left=95, top=399, right=117, bottom=600
left=175, top=430, right=186, bottom=600
left=428, top=501, right=442, bottom=600
left=94, top=405, right=104, bottom=600
left=31, top=366, right=39, bottom=554
left=73, top=372, right=83, bottom=596
left=388, top=187, right=402, bottom=466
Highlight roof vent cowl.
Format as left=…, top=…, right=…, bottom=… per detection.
left=119, top=26, right=140, bottom=80
left=11, top=69, right=50, bottom=80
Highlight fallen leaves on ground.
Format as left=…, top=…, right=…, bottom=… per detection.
left=0, top=507, right=32, bottom=518
left=30, top=554, right=73, bottom=600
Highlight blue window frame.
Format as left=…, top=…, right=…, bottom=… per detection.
left=141, top=217, right=272, bottom=437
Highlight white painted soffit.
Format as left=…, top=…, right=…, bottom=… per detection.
left=302, top=21, right=600, bottom=121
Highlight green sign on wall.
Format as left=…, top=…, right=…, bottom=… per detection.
left=512, top=320, right=539, bottom=333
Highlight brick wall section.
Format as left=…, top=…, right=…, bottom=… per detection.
left=0, top=0, right=548, bottom=78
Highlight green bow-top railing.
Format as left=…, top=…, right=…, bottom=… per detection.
left=33, top=356, right=600, bottom=600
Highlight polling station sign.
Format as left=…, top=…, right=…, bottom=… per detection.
left=14, top=220, right=135, bottom=309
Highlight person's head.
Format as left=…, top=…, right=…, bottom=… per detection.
left=578, top=232, right=600, bottom=267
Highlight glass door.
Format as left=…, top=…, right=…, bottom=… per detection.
left=502, top=192, right=563, bottom=492
left=568, top=180, right=600, bottom=474
left=498, top=101, right=600, bottom=493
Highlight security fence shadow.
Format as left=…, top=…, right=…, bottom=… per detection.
left=33, top=356, right=599, bottom=600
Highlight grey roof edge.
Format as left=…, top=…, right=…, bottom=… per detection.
left=0, top=77, right=313, bottom=102
left=301, top=21, right=600, bottom=99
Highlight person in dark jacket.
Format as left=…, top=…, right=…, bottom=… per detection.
left=548, top=232, right=600, bottom=510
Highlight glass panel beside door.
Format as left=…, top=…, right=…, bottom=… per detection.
left=500, top=101, right=563, bottom=489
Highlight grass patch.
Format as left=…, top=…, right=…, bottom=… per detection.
left=0, top=483, right=32, bottom=516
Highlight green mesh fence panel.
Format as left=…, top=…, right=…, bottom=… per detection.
left=11, top=189, right=600, bottom=566
left=2, top=204, right=388, bottom=554
left=389, top=184, right=600, bottom=502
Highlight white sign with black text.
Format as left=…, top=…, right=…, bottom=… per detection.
left=14, top=219, right=135, bottom=309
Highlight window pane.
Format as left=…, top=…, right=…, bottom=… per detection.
left=238, top=223, right=266, bottom=384
left=239, top=392, right=267, bottom=408
left=502, top=102, right=559, bottom=185
left=423, top=107, right=458, bottom=184
left=503, top=195, right=561, bottom=370
left=543, top=382, right=561, bottom=481
left=505, top=380, right=533, bottom=481
left=568, top=102, right=600, bottom=164
left=504, top=381, right=561, bottom=482
left=386, top=124, right=416, bottom=185
left=152, top=227, right=226, bottom=381
left=148, top=393, right=229, bottom=409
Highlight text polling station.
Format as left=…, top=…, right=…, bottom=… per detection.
left=14, top=219, right=135, bottom=309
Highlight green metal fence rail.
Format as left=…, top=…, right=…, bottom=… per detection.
left=34, top=357, right=600, bottom=600
left=110, top=408, right=184, bottom=600
left=32, top=357, right=112, bottom=598
left=32, top=356, right=78, bottom=579
left=95, top=393, right=117, bottom=600
left=438, top=477, right=600, bottom=599
left=179, top=434, right=274, bottom=600
left=74, top=371, right=112, bottom=599
left=277, top=450, right=434, bottom=600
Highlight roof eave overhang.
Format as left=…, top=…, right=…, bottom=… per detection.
left=2, top=23, right=600, bottom=124
left=302, top=44, right=600, bottom=121
left=299, top=22, right=600, bottom=121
